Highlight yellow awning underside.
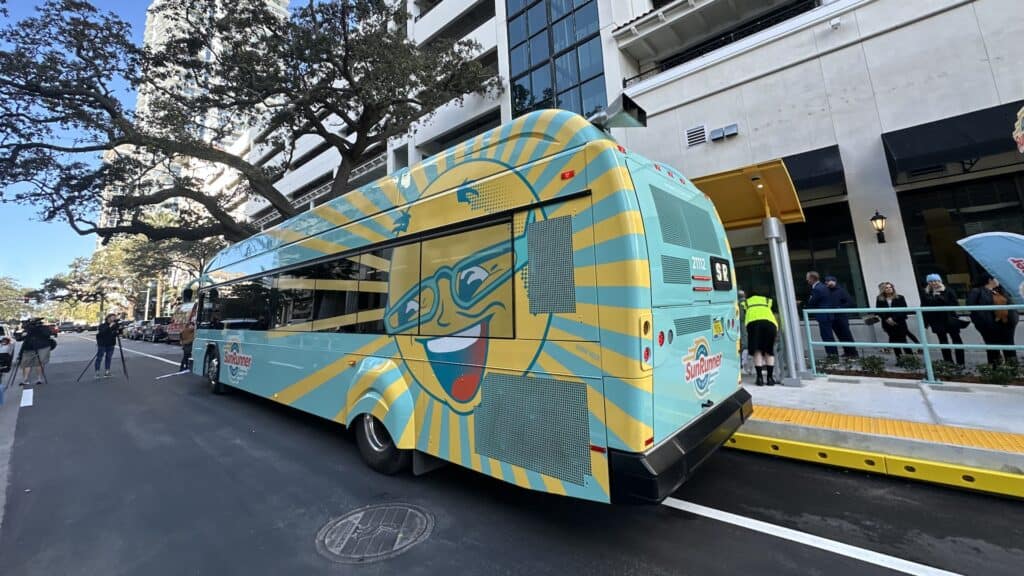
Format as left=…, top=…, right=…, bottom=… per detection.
left=692, top=159, right=805, bottom=230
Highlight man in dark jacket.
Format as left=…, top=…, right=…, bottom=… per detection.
left=967, top=274, right=1019, bottom=366
left=825, top=275, right=859, bottom=358
left=95, top=313, right=121, bottom=378
left=17, top=319, right=53, bottom=386
left=805, top=271, right=839, bottom=356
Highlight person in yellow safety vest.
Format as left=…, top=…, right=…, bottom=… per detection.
left=742, top=290, right=779, bottom=386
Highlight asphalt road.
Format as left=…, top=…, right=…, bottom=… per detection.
left=0, top=335, right=1020, bottom=576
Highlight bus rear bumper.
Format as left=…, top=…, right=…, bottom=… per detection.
left=608, top=388, right=753, bottom=504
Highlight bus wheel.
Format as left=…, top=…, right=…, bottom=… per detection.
left=204, top=349, right=225, bottom=395
left=355, top=414, right=410, bottom=475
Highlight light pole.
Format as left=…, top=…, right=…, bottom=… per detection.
left=144, top=281, right=156, bottom=321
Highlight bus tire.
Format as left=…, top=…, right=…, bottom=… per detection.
left=204, top=348, right=225, bottom=395
left=355, top=413, right=410, bottom=475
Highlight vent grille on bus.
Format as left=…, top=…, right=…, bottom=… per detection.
left=674, top=315, right=711, bottom=336
left=662, top=255, right=691, bottom=284
left=687, top=209, right=721, bottom=256
left=475, top=374, right=591, bottom=485
left=686, top=125, right=707, bottom=147
left=527, top=215, right=576, bottom=314
left=651, top=185, right=691, bottom=248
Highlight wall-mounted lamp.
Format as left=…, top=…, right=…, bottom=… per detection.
left=870, top=211, right=887, bottom=243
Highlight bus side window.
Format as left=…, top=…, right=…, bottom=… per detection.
left=273, top=266, right=316, bottom=330
left=419, top=223, right=514, bottom=339
left=313, top=257, right=362, bottom=333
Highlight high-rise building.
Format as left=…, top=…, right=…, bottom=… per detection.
left=245, top=0, right=1024, bottom=318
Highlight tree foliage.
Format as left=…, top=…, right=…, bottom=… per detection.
left=1, top=0, right=498, bottom=244
left=0, top=275, right=31, bottom=322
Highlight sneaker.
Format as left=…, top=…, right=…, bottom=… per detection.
left=95, top=370, right=101, bottom=379
left=104, top=370, right=111, bottom=378
left=34, top=380, right=43, bottom=386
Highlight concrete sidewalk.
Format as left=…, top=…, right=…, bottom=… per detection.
left=734, top=374, right=1024, bottom=494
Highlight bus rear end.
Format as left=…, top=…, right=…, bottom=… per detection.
left=607, top=153, right=753, bottom=504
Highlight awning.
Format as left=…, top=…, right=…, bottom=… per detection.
left=881, top=100, right=1024, bottom=179
left=782, top=145, right=845, bottom=191
left=692, top=159, right=805, bottom=231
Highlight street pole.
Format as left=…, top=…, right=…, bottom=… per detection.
left=763, top=217, right=805, bottom=386
left=144, top=284, right=152, bottom=321
left=155, top=277, right=163, bottom=317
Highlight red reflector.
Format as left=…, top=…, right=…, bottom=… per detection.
left=658, top=331, right=665, bottom=346
left=654, top=164, right=662, bottom=171
left=616, top=145, right=627, bottom=153
left=560, top=169, right=575, bottom=180
left=692, top=275, right=711, bottom=281
left=645, top=437, right=655, bottom=447
left=590, top=444, right=607, bottom=454
left=694, top=286, right=713, bottom=292
left=643, top=347, right=651, bottom=362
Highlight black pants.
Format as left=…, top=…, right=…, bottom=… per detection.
left=180, top=345, right=192, bottom=371
left=933, top=330, right=965, bottom=365
left=820, top=316, right=858, bottom=357
left=979, top=323, right=1018, bottom=366
left=882, top=322, right=920, bottom=356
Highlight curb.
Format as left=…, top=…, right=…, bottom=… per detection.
left=725, top=432, right=1024, bottom=499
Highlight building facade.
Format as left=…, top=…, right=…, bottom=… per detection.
left=247, top=0, right=1024, bottom=309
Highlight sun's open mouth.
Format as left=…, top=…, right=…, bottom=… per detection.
left=422, top=321, right=489, bottom=402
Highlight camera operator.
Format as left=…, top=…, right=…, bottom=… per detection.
left=95, top=313, right=122, bottom=379
left=18, top=318, right=54, bottom=386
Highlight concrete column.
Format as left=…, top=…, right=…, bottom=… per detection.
left=817, top=44, right=920, bottom=305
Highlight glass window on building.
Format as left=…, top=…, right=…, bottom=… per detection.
left=509, top=0, right=606, bottom=118
left=898, top=173, right=1024, bottom=298
left=731, top=202, right=868, bottom=309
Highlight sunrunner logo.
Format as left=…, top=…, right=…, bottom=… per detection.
left=224, top=338, right=252, bottom=384
left=683, top=336, right=722, bottom=398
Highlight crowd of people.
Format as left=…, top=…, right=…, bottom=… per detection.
left=738, top=270, right=1019, bottom=378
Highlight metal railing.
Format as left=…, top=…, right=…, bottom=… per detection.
left=802, top=304, right=1024, bottom=383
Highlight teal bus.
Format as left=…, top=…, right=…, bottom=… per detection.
left=192, top=109, right=753, bottom=504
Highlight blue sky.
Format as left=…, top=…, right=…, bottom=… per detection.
left=0, top=1, right=149, bottom=290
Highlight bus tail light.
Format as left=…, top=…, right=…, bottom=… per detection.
left=643, top=347, right=651, bottom=362
left=560, top=169, right=575, bottom=180
left=657, top=331, right=665, bottom=347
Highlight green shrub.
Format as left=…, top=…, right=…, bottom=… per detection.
left=895, top=353, right=923, bottom=372
left=976, top=363, right=1021, bottom=385
left=819, top=354, right=842, bottom=373
left=857, top=355, right=886, bottom=375
left=931, top=360, right=968, bottom=381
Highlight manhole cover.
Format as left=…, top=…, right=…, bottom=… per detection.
left=315, top=503, right=433, bottom=564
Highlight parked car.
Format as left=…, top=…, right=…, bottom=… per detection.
left=143, top=317, right=172, bottom=342
left=58, top=321, right=80, bottom=333
left=128, top=320, right=149, bottom=340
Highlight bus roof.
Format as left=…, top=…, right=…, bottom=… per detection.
left=206, top=110, right=612, bottom=275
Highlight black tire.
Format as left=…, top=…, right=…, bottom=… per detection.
left=204, top=348, right=225, bottom=395
left=355, top=414, right=410, bottom=475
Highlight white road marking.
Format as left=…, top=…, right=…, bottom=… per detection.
left=73, top=335, right=179, bottom=367
left=661, top=498, right=961, bottom=576
left=155, top=370, right=191, bottom=380
left=19, top=389, right=33, bottom=407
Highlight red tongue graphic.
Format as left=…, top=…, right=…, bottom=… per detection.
left=451, top=374, right=479, bottom=402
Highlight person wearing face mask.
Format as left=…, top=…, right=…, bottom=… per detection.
left=875, top=282, right=920, bottom=358
left=967, top=274, right=1019, bottom=366
left=921, top=273, right=965, bottom=366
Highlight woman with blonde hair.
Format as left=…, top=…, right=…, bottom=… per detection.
left=875, top=282, right=920, bottom=358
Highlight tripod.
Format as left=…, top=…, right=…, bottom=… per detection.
left=75, top=334, right=129, bottom=384
left=7, top=346, right=50, bottom=388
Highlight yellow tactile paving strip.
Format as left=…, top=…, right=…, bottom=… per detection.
left=751, top=405, right=1024, bottom=454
